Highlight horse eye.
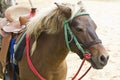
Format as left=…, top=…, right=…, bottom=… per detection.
left=76, top=28, right=83, bottom=32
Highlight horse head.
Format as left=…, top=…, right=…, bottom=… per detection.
left=27, top=1, right=109, bottom=70
left=56, top=1, right=109, bottom=69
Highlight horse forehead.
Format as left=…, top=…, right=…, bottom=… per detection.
left=78, top=16, right=95, bottom=26
left=79, top=16, right=97, bottom=29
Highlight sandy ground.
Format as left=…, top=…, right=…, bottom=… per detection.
left=1, top=0, right=120, bottom=80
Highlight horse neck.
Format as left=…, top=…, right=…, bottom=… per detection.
left=31, top=28, right=69, bottom=66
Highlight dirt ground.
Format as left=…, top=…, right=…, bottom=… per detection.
left=1, top=0, right=120, bottom=80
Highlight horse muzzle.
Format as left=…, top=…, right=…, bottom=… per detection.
left=90, top=52, right=109, bottom=69
left=84, top=40, right=109, bottom=69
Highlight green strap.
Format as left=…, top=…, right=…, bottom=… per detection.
left=64, top=12, right=89, bottom=54
left=74, top=12, right=89, bottom=18
left=14, top=32, right=26, bottom=52
left=64, top=23, right=71, bottom=51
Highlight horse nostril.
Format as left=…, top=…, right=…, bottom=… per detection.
left=99, top=55, right=108, bottom=66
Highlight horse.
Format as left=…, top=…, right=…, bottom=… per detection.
left=1, top=1, right=109, bottom=80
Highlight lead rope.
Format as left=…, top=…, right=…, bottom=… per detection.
left=72, top=56, right=91, bottom=80
left=26, top=34, right=45, bottom=80
left=64, top=12, right=92, bottom=80
left=26, top=6, right=45, bottom=80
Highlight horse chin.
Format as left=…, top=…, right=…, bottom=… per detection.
left=77, top=52, right=104, bottom=69
left=89, top=59, right=104, bottom=69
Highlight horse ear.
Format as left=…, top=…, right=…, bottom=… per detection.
left=77, top=1, right=85, bottom=12
left=77, top=1, right=83, bottom=5
left=54, top=2, right=71, bottom=19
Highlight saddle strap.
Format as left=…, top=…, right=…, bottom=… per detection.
left=0, top=34, right=12, bottom=70
left=15, top=32, right=26, bottom=61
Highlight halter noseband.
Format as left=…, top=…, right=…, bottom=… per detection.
left=64, top=12, right=101, bottom=55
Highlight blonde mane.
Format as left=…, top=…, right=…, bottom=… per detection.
left=27, top=5, right=64, bottom=38
left=26, top=1, right=85, bottom=54
left=27, top=1, right=85, bottom=37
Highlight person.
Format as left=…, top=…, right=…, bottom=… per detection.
left=0, top=0, right=17, bottom=17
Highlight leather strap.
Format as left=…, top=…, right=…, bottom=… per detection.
left=0, top=34, right=12, bottom=70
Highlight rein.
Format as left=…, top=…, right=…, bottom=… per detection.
left=64, top=12, right=92, bottom=80
left=26, top=34, right=46, bottom=80
left=26, top=8, right=46, bottom=80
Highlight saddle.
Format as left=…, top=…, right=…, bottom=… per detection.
left=0, top=5, right=31, bottom=78
left=0, top=5, right=30, bottom=36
